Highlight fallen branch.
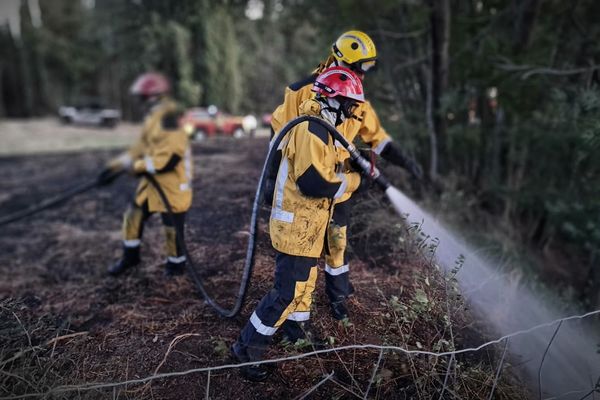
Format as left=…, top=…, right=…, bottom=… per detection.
left=494, top=58, right=600, bottom=79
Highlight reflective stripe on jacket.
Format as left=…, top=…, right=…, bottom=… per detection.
left=271, top=74, right=391, bottom=203
left=270, top=103, right=360, bottom=258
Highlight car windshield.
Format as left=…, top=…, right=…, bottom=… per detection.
left=191, top=111, right=210, bottom=118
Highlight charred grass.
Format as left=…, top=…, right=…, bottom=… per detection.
left=0, top=138, right=529, bottom=399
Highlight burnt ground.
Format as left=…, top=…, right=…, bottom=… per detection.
left=0, top=137, right=528, bottom=399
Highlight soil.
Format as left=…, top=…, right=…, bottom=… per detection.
left=0, top=137, right=526, bottom=399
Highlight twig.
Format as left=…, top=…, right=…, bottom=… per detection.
left=488, top=338, right=509, bottom=400
left=205, top=370, right=210, bottom=400
left=364, top=349, right=384, bottom=399
left=153, top=334, right=202, bottom=376
left=45, top=332, right=88, bottom=347
left=328, top=376, right=364, bottom=399
left=521, top=66, right=600, bottom=79
left=495, top=59, right=600, bottom=80
left=330, top=345, right=365, bottom=397
left=9, top=312, right=32, bottom=349
left=0, top=370, right=36, bottom=390
left=134, top=333, right=201, bottom=396
left=0, top=309, right=598, bottom=399
left=538, top=321, right=563, bottom=400
left=293, top=371, right=335, bottom=400
left=0, top=332, right=88, bottom=368
left=438, top=354, right=455, bottom=400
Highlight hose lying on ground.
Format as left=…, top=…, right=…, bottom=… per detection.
left=0, top=172, right=124, bottom=227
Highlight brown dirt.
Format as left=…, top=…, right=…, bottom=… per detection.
left=0, top=137, right=528, bottom=399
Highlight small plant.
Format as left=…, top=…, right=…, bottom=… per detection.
left=212, top=338, right=230, bottom=359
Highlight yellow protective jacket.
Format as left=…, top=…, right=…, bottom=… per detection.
left=111, top=98, right=193, bottom=213
left=271, top=73, right=392, bottom=203
left=270, top=100, right=361, bottom=258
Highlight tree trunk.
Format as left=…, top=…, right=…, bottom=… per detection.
left=513, top=0, right=541, bottom=53
left=423, top=62, right=438, bottom=180
left=429, top=0, right=450, bottom=175
left=0, top=66, right=5, bottom=118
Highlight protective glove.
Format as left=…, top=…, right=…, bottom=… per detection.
left=345, top=148, right=372, bottom=173
left=133, top=159, right=147, bottom=175
left=96, top=167, right=120, bottom=186
left=405, top=158, right=424, bottom=182
left=380, top=142, right=423, bottom=181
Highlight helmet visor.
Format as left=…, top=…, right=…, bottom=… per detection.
left=359, top=60, right=377, bottom=72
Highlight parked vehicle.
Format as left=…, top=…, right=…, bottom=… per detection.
left=58, top=100, right=121, bottom=128
left=181, top=107, right=257, bottom=140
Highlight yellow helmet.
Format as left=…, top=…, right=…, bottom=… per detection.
left=332, top=30, right=377, bottom=74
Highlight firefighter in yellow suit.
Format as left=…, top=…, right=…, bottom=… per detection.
left=269, top=31, right=422, bottom=321
left=98, top=72, right=193, bottom=277
left=232, top=67, right=366, bottom=382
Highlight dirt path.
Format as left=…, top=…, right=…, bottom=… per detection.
left=0, top=137, right=526, bottom=399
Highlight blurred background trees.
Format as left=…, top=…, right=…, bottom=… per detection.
left=0, top=0, right=598, bottom=306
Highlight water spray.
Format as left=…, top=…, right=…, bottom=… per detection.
left=297, top=117, right=599, bottom=397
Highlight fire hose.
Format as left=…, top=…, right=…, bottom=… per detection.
left=0, top=116, right=391, bottom=318
left=146, top=115, right=390, bottom=318
left=0, top=173, right=123, bottom=227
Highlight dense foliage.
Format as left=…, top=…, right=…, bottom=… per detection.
left=0, top=0, right=598, bottom=304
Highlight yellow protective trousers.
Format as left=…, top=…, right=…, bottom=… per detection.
left=122, top=200, right=186, bottom=264
left=325, top=198, right=352, bottom=303
left=236, top=252, right=318, bottom=361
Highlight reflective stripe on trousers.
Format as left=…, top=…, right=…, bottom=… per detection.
left=237, top=252, right=318, bottom=361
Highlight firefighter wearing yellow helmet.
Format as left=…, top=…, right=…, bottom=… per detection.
left=97, top=72, right=193, bottom=277
left=269, top=30, right=422, bottom=322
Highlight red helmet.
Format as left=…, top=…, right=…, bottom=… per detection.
left=312, top=66, right=365, bottom=103
left=129, top=72, right=170, bottom=96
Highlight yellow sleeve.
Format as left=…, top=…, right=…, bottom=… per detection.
left=106, top=123, right=148, bottom=171
left=271, top=81, right=315, bottom=136
left=358, top=101, right=392, bottom=154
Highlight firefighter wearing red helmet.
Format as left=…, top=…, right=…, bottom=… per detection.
left=98, top=72, right=193, bottom=277
left=268, top=31, right=422, bottom=322
left=232, top=67, right=366, bottom=382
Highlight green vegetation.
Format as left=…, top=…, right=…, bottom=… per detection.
left=0, top=1, right=598, bottom=305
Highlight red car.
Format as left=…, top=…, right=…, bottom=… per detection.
left=181, top=108, right=256, bottom=140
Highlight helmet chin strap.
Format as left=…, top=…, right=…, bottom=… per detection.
left=318, top=97, right=345, bottom=126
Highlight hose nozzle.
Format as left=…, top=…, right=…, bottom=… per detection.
left=347, top=145, right=390, bottom=190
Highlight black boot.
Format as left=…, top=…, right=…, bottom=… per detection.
left=330, top=300, right=349, bottom=321
left=108, top=246, right=140, bottom=276
left=164, top=260, right=186, bottom=277
left=231, top=342, right=270, bottom=382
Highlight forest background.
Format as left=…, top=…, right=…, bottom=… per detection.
left=1, top=0, right=599, bottom=308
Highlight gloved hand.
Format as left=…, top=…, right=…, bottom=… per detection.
left=405, top=159, right=424, bottom=181
left=380, top=142, right=423, bottom=181
left=133, top=159, right=147, bottom=175
left=345, top=149, right=371, bottom=173
left=97, top=167, right=120, bottom=186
